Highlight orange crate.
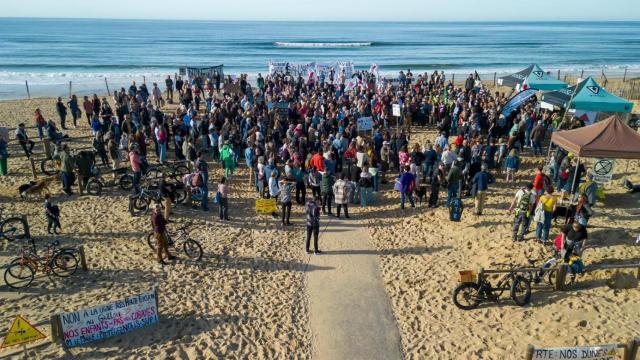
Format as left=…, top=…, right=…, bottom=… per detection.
left=459, top=270, right=477, bottom=283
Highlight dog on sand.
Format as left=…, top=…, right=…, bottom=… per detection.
left=19, top=176, right=57, bottom=200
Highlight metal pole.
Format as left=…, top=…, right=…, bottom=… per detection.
left=25, top=80, right=31, bottom=99
left=104, top=77, right=111, bottom=96
left=570, top=157, right=580, bottom=199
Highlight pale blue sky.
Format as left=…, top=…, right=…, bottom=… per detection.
left=3, top=0, right=639, bottom=21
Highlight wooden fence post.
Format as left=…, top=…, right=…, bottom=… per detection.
left=452, top=74, right=455, bottom=83
left=25, top=80, right=31, bottom=99
left=105, top=77, right=111, bottom=96
left=69, top=81, right=72, bottom=98
left=50, top=314, right=63, bottom=344
left=22, top=215, right=31, bottom=239
left=493, top=72, right=497, bottom=87
left=557, top=69, right=560, bottom=80
left=526, top=344, right=535, bottom=360
left=29, top=157, right=38, bottom=179
left=555, top=263, right=568, bottom=291
left=78, top=245, right=88, bottom=271
left=580, top=69, right=584, bottom=78
left=623, top=67, right=628, bottom=82
left=625, top=338, right=639, bottom=360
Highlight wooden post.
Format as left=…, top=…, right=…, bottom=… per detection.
left=104, top=77, right=111, bottom=96
left=557, top=69, right=560, bottom=80
left=22, top=215, right=31, bottom=239
left=78, top=245, right=88, bottom=271
left=43, top=139, right=52, bottom=158
left=25, top=80, right=31, bottom=99
left=625, top=338, right=639, bottom=360
left=636, top=265, right=640, bottom=280
left=526, top=344, right=535, bottom=360
left=29, top=157, right=38, bottom=179
left=76, top=169, right=83, bottom=195
left=69, top=81, right=72, bottom=98
left=580, top=69, right=584, bottom=78
left=452, top=74, right=455, bottom=83
left=555, top=263, right=569, bottom=291
left=50, top=314, right=64, bottom=344
left=143, top=75, right=146, bottom=85
left=623, top=67, right=628, bottom=82
left=493, top=72, right=497, bottom=87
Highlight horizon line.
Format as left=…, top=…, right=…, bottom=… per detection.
left=1, top=16, right=639, bottom=23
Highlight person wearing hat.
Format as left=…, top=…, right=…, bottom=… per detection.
left=579, top=172, right=598, bottom=207
left=278, top=175, right=295, bottom=226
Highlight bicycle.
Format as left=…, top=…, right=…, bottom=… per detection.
left=129, top=183, right=187, bottom=216
left=122, top=161, right=190, bottom=188
left=86, top=167, right=133, bottom=196
left=452, top=263, right=532, bottom=310
left=4, top=240, right=79, bottom=289
left=0, top=209, right=29, bottom=242
left=144, top=224, right=203, bottom=261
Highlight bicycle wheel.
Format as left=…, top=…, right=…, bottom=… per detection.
left=510, top=276, right=532, bottom=306
left=51, top=251, right=78, bottom=277
left=119, top=175, right=134, bottom=191
left=40, top=158, right=59, bottom=176
left=452, top=283, right=481, bottom=310
left=172, top=164, right=190, bottom=182
left=0, top=216, right=28, bottom=241
left=133, top=196, right=150, bottom=212
left=4, top=262, right=35, bottom=289
left=173, top=188, right=187, bottom=204
left=144, top=168, right=163, bottom=185
left=146, top=232, right=157, bottom=250
left=86, top=178, right=103, bottom=196
left=183, top=238, right=203, bottom=261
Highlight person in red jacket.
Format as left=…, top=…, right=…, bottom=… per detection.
left=309, top=150, right=325, bottom=173
left=532, top=167, right=545, bottom=198
left=151, top=204, right=174, bottom=265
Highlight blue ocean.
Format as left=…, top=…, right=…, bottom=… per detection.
left=0, top=18, right=639, bottom=99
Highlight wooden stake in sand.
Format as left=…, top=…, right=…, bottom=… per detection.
left=104, top=77, right=111, bottom=96
left=25, top=80, right=31, bottom=99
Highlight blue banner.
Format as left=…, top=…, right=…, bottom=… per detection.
left=501, top=89, right=537, bottom=118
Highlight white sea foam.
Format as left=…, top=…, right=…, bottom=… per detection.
left=274, top=42, right=372, bottom=48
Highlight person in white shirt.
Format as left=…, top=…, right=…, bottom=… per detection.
left=508, top=183, right=536, bottom=242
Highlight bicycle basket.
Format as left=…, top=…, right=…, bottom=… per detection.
left=458, top=270, right=477, bottom=283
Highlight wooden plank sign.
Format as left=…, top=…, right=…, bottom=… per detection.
left=1, top=315, right=46, bottom=348
left=57, top=289, right=158, bottom=347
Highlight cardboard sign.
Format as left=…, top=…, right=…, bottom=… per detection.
left=255, top=198, right=277, bottom=215
left=592, top=159, right=615, bottom=185
left=59, top=289, right=158, bottom=347
left=392, top=104, right=401, bottom=117
left=531, top=344, right=618, bottom=360
left=1, top=315, right=46, bottom=348
left=357, top=117, right=373, bottom=131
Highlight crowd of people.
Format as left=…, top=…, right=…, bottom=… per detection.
left=4, top=67, right=604, bottom=264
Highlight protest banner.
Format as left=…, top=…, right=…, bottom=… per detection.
left=53, top=289, right=159, bottom=347
left=268, top=61, right=289, bottom=76
left=255, top=198, right=277, bottom=215
left=529, top=344, right=619, bottom=360
left=592, top=159, right=615, bottom=185
left=1, top=315, right=46, bottom=349
left=392, top=104, right=402, bottom=117
left=275, top=101, right=289, bottom=121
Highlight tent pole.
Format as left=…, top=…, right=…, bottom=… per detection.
left=570, top=156, right=580, bottom=202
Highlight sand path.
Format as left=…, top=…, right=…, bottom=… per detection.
left=306, top=216, right=403, bottom=360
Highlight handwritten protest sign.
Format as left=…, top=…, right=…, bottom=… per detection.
left=392, top=104, right=402, bottom=117
left=531, top=344, right=618, bottom=360
left=357, top=117, right=373, bottom=131
left=58, top=289, right=158, bottom=347
left=256, top=198, right=277, bottom=215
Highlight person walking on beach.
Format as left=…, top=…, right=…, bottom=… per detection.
left=504, top=149, right=520, bottom=183
left=82, top=96, right=93, bottom=126
left=471, top=163, right=495, bottom=215
left=305, top=198, right=322, bottom=255
left=53, top=144, right=75, bottom=195
left=44, top=194, right=61, bottom=234
left=195, top=151, right=209, bottom=211
left=152, top=83, right=162, bottom=108
left=217, top=176, right=230, bottom=221
left=151, top=203, right=174, bottom=265
left=34, top=108, right=46, bottom=139
left=279, top=175, right=295, bottom=226
left=56, top=97, right=68, bottom=129
left=509, top=183, right=535, bottom=242
left=15, top=123, right=35, bottom=158
left=165, top=75, right=174, bottom=103
left=333, top=172, right=351, bottom=218
left=308, top=166, right=322, bottom=201
left=320, top=171, right=334, bottom=216
left=399, top=165, right=416, bottom=210
left=534, top=187, right=557, bottom=243
left=129, top=145, right=143, bottom=194
left=68, top=95, right=80, bottom=128
left=446, top=160, right=462, bottom=207
left=220, top=140, right=236, bottom=178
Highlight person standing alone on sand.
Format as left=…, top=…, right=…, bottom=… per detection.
left=305, top=198, right=322, bottom=255
left=151, top=203, right=174, bottom=265
left=217, top=176, right=230, bottom=221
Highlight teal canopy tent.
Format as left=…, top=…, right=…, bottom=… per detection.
left=541, top=76, right=633, bottom=113
left=498, top=64, right=567, bottom=91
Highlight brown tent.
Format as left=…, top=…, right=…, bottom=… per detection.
left=550, top=116, right=640, bottom=159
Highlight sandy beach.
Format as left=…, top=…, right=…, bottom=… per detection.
left=0, top=94, right=639, bottom=360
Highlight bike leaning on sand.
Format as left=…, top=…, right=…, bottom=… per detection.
left=144, top=223, right=203, bottom=261
left=452, top=263, right=532, bottom=310
left=4, top=240, right=79, bottom=289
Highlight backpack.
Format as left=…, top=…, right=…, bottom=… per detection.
left=190, top=172, right=203, bottom=187
left=515, top=190, right=531, bottom=215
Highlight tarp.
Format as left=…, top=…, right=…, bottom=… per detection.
left=541, top=76, right=633, bottom=113
left=498, top=64, right=567, bottom=90
left=500, top=89, right=537, bottom=118
left=550, top=116, right=640, bottom=159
